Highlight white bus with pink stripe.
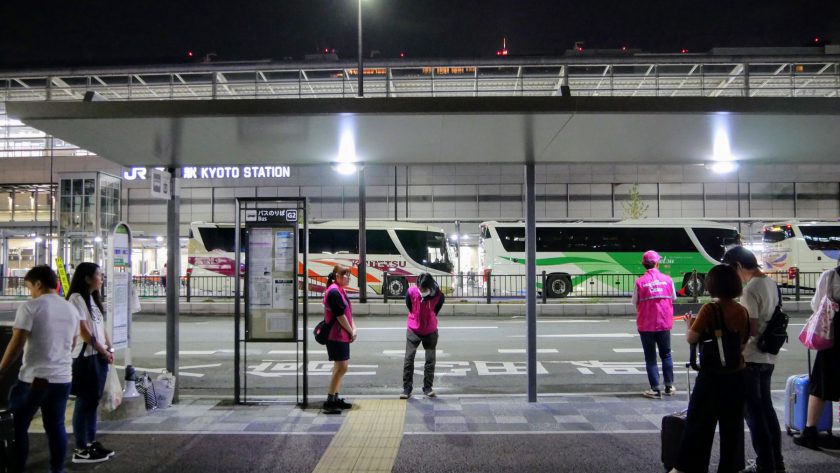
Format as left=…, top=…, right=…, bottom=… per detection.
left=188, top=220, right=454, bottom=298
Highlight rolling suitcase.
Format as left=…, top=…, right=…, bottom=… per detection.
left=784, top=350, right=833, bottom=435
left=0, top=410, right=17, bottom=473
left=661, top=344, right=698, bottom=471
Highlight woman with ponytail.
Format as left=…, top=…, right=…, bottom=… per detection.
left=322, top=264, right=356, bottom=414
left=66, top=262, right=115, bottom=463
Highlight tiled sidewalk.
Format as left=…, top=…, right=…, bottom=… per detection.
left=92, top=392, right=817, bottom=436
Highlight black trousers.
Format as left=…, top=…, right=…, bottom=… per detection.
left=403, top=329, right=438, bottom=391
left=676, top=369, right=746, bottom=473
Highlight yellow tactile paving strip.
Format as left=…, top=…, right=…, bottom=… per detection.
left=312, top=399, right=407, bottom=473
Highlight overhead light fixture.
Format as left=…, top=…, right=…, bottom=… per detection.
left=34, top=236, right=43, bottom=243
left=94, top=236, right=103, bottom=243
left=334, top=162, right=358, bottom=175
left=333, top=129, right=360, bottom=175
left=450, top=234, right=459, bottom=240
left=707, top=161, right=738, bottom=174
left=155, top=236, right=164, bottom=242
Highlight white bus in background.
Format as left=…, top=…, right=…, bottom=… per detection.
left=188, top=220, right=454, bottom=297
left=760, top=220, right=840, bottom=275
left=479, top=219, right=740, bottom=298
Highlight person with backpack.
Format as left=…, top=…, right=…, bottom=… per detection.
left=400, top=273, right=445, bottom=399
left=670, top=264, right=750, bottom=473
left=321, top=264, right=356, bottom=414
left=66, top=262, right=115, bottom=464
left=793, top=260, right=840, bottom=450
left=0, top=266, right=80, bottom=473
left=722, top=247, right=785, bottom=473
left=632, top=250, right=677, bottom=399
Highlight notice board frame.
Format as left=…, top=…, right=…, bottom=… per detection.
left=234, top=197, right=310, bottom=406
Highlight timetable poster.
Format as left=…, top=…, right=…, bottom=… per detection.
left=246, top=224, right=297, bottom=341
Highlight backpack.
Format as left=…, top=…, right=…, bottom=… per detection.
left=756, top=286, right=788, bottom=355
left=313, top=318, right=334, bottom=345
left=698, top=302, right=746, bottom=373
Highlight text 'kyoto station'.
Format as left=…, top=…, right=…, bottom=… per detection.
left=1, top=3, right=840, bottom=472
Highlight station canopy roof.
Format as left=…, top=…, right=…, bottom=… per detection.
left=7, top=96, right=840, bottom=168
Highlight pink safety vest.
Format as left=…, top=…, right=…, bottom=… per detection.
left=323, top=283, right=353, bottom=342
left=635, top=268, right=675, bottom=332
left=406, top=286, right=441, bottom=336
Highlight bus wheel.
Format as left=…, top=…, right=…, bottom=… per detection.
left=682, top=273, right=706, bottom=297
left=386, top=277, right=407, bottom=298
left=546, top=274, right=572, bottom=298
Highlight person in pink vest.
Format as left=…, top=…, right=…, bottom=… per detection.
left=632, top=250, right=677, bottom=399
left=322, top=264, right=356, bottom=414
left=400, top=273, right=445, bottom=399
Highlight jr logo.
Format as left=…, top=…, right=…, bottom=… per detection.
left=122, top=167, right=147, bottom=180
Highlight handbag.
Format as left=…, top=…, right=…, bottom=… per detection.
left=314, top=318, right=335, bottom=345
left=70, top=341, right=105, bottom=398
left=135, top=373, right=158, bottom=410
left=799, top=270, right=837, bottom=351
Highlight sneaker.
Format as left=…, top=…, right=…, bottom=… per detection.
left=89, top=441, right=115, bottom=458
left=739, top=459, right=759, bottom=473
left=423, top=388, right=436, bottom=398
left=333, top=396, right=352, bottom=410
left=818, top=434, right=840, bottom=452
left=72, top=447, right=109, bottom=464
left=322, top=400, right=341, bottom=415
left=664, top=386, right=677, bottom=396
left=400, top=388, right=411, bottom=399
left=792, top=426, right=819, bottom=450
left=643, top=389, right=662, bottom=399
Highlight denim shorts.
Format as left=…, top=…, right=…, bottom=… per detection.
left=326, top=340, right=350, bottom=361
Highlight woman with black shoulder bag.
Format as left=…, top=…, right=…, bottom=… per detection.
left=67, top=262, right=115, bottom=463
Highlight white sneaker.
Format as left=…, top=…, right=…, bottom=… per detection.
left=664, top=386, right=677, bottom=396
left=643, top=389, right=662, bottom=399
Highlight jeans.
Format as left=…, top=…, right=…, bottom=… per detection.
left=639, top=330, right=673, bottom=390
left=72, top=358, right=108, bottom=448
left=744, top=363, right=783, bottom=472
left=676, top=370, right=746, bottom=473
left=403, top=330, right=438, bottom=391
left=8, top=380, right=72, bottom=473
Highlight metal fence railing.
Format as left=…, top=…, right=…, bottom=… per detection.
left=0, top=271, right=825, bottom=303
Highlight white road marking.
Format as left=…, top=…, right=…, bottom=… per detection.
left=154, top=350, right=218, bottom=356
left=613, top=348, right=644, bottom=353
left=511, top=333, right=636, bottom=338
left=498, top=349, right=559, bottom=354
left=361, top=326, right=498, bottom=330
left=382, top=350, right=449, bottom=356
left=267, top=350, right=326, bottom=355
left=503, top=319, right=608, bottom=323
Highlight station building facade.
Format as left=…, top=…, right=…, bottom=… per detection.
left=1, top=48, right=840, bottom=275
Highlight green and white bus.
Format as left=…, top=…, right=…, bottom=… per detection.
left=479, top=220, right=740, bottom=298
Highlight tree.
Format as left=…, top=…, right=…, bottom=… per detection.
left=622, top=183, right=649, bottom=219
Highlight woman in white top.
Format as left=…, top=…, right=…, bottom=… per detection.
left=794, top=260, right=840, bottom=450
left=722, top=246, right=785, bottom=473
left=66, top=262, right=115, bottom=464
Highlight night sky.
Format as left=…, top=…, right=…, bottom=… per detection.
left=1, top=0, right=839, bottom=69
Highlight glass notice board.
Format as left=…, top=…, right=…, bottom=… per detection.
left=245, top=224, right=298, bottom=341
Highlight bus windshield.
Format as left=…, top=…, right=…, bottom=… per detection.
left=800, top=226, right=840, bottom=251
left=692, top=227, right=740, bottom=261
left=395, top=230, right=453, bottom=273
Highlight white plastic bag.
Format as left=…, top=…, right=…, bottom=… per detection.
left=152, top=372, right=176, bottom=408
left=100, top=366, right=123, bottom=412
left=130, top=285, right=142, bottom=314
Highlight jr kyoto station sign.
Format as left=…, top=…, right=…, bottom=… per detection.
left=123, top=165, right=292, bottom=181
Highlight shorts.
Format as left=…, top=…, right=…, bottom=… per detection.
left=326, top=340, right=350, bottom=362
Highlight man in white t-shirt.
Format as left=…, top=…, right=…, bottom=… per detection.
left=723, top=247, right=785, bottom=473
left=0, top=265, right=80, bottom=473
